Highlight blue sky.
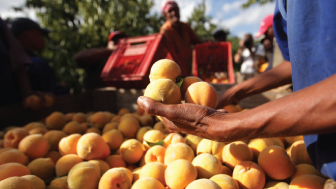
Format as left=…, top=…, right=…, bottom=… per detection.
left=1, top=0, right=276, bottom=38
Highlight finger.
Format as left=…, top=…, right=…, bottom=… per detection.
left=137, top=96, right=178, bottom=119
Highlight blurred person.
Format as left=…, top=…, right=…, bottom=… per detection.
left=10, top=17, right=68, bottom=95
left=137, top=0, right=336, bottom=184
left=255, top=14, right=284, bottom=72
left=75, top=31, right=127, bottom=91
left=160, top=0, right=201, bottom=75
left=212, top=29, right=228, bottom=42
left=234, top=34, right=257, bottom=82
left=0, top=17, right=44, bottom=107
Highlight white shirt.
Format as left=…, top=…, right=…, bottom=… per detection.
left=240, top=48, right=256, bottom=74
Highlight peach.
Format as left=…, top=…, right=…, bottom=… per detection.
left=265, top=181, right=290, bottom=188
left=132, top=167, right=142, bottom=183
left=102, top=129, right=124, bottom=150
left=77, top=133, right=106, bottom=160
left=22, top=175, right=45, bottom=189
left=222, top=104, right=240, bottom=113
left=65, top=113, right=75, bottom=123
left=180, top=76, right=202, bottom=100
left=111, top=116, right=121, bottom=123
left=144, top=79, right=181, bottom=105
left=0, top=163, right=30, bottom=181
left=105, top=155, right=126, bottom=168
left=120, top=139, right=146, bottom=164
left=289, top=174, right=326, bottom=189
left=290, top=164, right=323, bottom=181
left=18, top=134, right=50, bottom=159
left=62, top=121, right=84, bottom=135
left=153, top=122, right=169, bottom=134
left=91, top=112, right=109, bottom=129
left=72, top=112, right=87, bottom=123
left=163, top=133, right=185, bottom=148
left=121, top=113, right=139, bottom=122
left=197, top=139, right=225, bottom=163
left=165, top=159, right=197, bottom=189
left=58, top=134, right=81, bottom=156
left=55, top=154, right=83, bottom=176
left=136, top=126, right=152, bottom=143
left=98, top=167, right=132, bottom=189
left=132, top=177, right=165, bottom=189
left=140, top=162, right=167, bottom=185
left=223, top=141, right=253, bottom=169
left=268, top=137, right=285, bottom=149
left=48, top=176, right=68, bottom=189
left=4, top=128, right=29, bottom=148
left=165, top=143, right=195, bottom=165
left=118, top=108, right=130, bottom=116
left=103, top=122, right=119, bottom=134
left=185, top=82, right=218, bottom=108
left=80, top=122, right=90, bottom=132
left=100, top=142, right=111, bottom=159
left=44, top=130, right=67, bottom=151
left=0, top=177, right=34, bottom=189
left=86, top=127, right=101, bottom=135
left=143, top=130, right=165, bottom=149
left=29, top=127, right=48, bottom=135
left=42, top=94, right=54, bottom=108
left=285, top=136, right=304, bottom=146
left=139, top=115, right=154, bottom=126
left=233, top=161, right=266, bottom=189
left=88, top=160, right=110, bottom=176
left=45, top=151, right=62, bottom=164
left=221, top=165, right=233, bottom=176
left=210, top=174, right=239, bottom=189
left=118, top=117, right=140, bottom=139
left=186, top=179, right=221, bottom=189
left=258, top=146, right=296, bottom=180
left=0, top=149, right=29, bottom=165
left=289, top=140, right=313, bottom=165
left=248, top=138, right=272, bottom=161
left=104, top=111, right=116, bottom=121
left=192, top=153, right=222, bottom=179
left=149, top=59, right=181, bottom=83
left=46, top=112, right=66, bottom=130
left=67, top=162, right=100, bottom=189
left=185, top=134, right=203, bottom=153
left=27, top=158, right=56, bottom=181
left=26, top=95, right=42, bottom=110
left=145, top=145, right=166, bottom=164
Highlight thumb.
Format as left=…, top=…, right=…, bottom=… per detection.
left=137, top=96, right=175, bottom=117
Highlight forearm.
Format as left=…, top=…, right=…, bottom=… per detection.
left=234, top=48, right=243, bottom=63
left=75, top=48, right=112, bottom=66
left=236, top=60, right=292, bottom=99
left=213, top=73, right=336, bottom=141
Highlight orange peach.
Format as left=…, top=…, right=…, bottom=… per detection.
left=0, top=149, right=29, bottom=165
left=118, top=117, right=140, bottom=139
left=91, top=112, right=109, bottom=129
left=248, top=138, right=272, bottom=161
left=27, top=158, right=56, bottom=181
left=46, top=112, right=66, bottom=130
left=233, top=161, right=266, bottom=189
left=105, top=155, right=126, bottom=168
left=98, top=167, right=132, bottom=189
left=88, top=160, right=110, bottom=176
left=102, top=129, right=124, bottom=150
left=192, top=153, right=222, bottom=179
left=58, top=134, right=81, bottom=156
left=149, top=59, right=181, bottom=83
left=120, top=139, right=146, bottom=164
left=103, top=122, right=119, bottom=134
left=29, top=127, right=48, bottom=135
left=289, top=174, right=326, bottom=189
left=165, top=159, right=197, bottom=189
left=140, top=162, right=167, bottom=185
left=62, top=121, right=84, bottom=135
left=77, top=133, right=106, bottom=160
left=185, top=82, right=218, bottom=108
left=0, top=177, right=34, bottom=189
left=72, top=113, right=87, bottom=123
left=55, top=154, right=83, bottom=176
left=164, top=143, right=195, bottom=165
left=197, top=139, right=225, bottom=163
left=223, top=141, right=253, bottom=169
left=44, top=130, right=67, bottom=151
left=145, top=145, right=166, bottom=164
left=163, top=133, right=185, bottom=148
left=4, top=128, right=29, bottom=148
left=18, top=134, right=50, bottom=159
left=289, top=140, right=313, bottom=165
left=180, top=76, right=202, bottom=100
left=0, top=163, right=30, bottom=181
left=22, top=175, right=45, bottom=189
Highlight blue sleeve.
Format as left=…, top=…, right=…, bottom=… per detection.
left=273, top=0, right=290, bottom=61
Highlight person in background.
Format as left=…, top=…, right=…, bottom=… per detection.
left=0, top=17, right=43, bottom=107
left=254, top=14, right=284, bottom=72
left=212, top=29, right=228, bottom=42
left=234, top=34, right=257, bottom=82
left=75, top=31, right=127, bottom=91
left=160, top=0, right=201, bottom=75
left=9, top=17, right=69, bottom=95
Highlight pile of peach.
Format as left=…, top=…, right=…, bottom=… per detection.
left=0, top=108, right=328, bottom=189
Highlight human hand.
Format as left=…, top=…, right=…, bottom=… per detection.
left=216, top=86, right=241, bottom=109
left=137, top=96, right=237, bottom=142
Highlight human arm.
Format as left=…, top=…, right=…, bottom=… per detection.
left=137, top=72, right=336, bottom=142
left=75, top=48, right=113, bottom=67
left=216, top=60, right=292, bottom=108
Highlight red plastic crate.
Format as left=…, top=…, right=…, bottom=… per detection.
left=192, top=42, right=235, bottom=84
left=101, top=33, right=188, bottom=89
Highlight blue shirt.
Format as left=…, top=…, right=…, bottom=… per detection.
left=274, top=0, right=336, bottom=180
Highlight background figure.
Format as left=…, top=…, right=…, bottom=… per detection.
left=234, top=34, right=256, bottom=83
left=9, top=17, right=69, bottom=95
left=212, top=29, right=228, bottom=42
left=0, top=17, right=35, bottom=107
left=160, top=0, right=201, bottom=75
left=75, top=31, right=127, bottom=91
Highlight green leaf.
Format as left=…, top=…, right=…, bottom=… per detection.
left=176, top=76, right=184, bottom=89
left=145, top=140, right=164, bottom=147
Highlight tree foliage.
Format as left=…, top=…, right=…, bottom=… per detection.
left=20, top=0, right=164, bottom=93
left=241, top=0, right=275, bottom=9
left=187, top=0, right=217, bottom=41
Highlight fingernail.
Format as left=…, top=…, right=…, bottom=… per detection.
left=137, top=96, right=144, bottom=109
